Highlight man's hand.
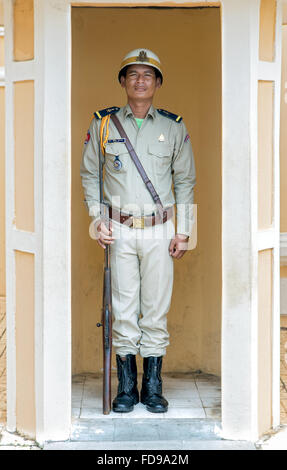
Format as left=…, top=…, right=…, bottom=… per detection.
left=169, top=233, right=189, bottom=259
left=96, top=220, right=115, bottom=249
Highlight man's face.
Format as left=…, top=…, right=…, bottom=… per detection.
left=120, top=64, right=161, bottom=101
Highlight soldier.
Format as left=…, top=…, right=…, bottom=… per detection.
left=80, top=48, right=196, bottom=413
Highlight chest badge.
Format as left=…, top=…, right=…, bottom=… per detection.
left=158, top=134, right=165, bottom=142
left=113, top=155, right=122, bottom=171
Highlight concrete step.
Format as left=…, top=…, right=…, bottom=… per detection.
left=43, top=439, right=257, bottom=450
left=71, top=418, right=221, bottom=442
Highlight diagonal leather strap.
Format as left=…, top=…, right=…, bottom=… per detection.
left=110, top=113, right=165, bottom=220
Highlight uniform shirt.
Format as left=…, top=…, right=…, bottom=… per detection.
left=80, top=104, right=196, bottom=237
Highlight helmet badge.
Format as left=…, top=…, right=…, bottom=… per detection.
left=137, top=50, right=148, bottom=62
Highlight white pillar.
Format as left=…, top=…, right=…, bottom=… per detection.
left=221, top=0, right=256, bottom=440
left=221, top=0, right=282, bottom=440
left=4, top=0, right=71, bottom=442
left=3, top=0, right=15, bottom=434
left=36, top=0, right=71, bottom=442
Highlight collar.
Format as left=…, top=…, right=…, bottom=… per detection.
left=123, top=103, right=157, bottom=120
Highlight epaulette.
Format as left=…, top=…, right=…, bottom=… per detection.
left=94, top=106, right=120, bottom=120
left=157, top=108, right=182, bottom=123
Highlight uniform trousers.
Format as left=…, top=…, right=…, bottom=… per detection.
left=110, top=217, right=175, bottom=358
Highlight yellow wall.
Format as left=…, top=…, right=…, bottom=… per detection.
left=259, top=0, right=276, bottom=62
left=0, top=0, right=4, bottom=67
left=13, top=0, right=34, bottom=61
left=14, top=81, right=34, bottom=232
left=0, top=37, right=4, bottom=68
left=258, top=249, right=273, bottom=436
left=258, top=80, right=274, bottom=229
left=14, top=80, right=35, bottom=435
left=72, top=7, right=222, bottom=374
left=0, top=88, right=4, bottom=297
left=0, top=1, right=3, bottom=25
left=15, top=251, right=35, bottom=437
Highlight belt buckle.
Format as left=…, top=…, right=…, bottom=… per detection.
left=132, top=216, right=145, bottom=229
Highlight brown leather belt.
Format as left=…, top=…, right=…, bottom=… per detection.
left=108, top=206, right=173, bottom=229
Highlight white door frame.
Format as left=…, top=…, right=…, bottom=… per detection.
left=4, top=0, right=283, bottom=442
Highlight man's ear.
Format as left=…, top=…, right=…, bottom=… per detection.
left=120, top=76, right=126, bottom=89
left=156, top=77, right=162, bottom=89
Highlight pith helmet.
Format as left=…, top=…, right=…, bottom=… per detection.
left=118, top=48, right=163, bottom=83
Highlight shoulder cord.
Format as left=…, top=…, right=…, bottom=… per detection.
left=100, top=115, right=111, bottom=157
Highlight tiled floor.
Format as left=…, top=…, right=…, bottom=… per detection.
left=72, top=371, right=221, bottom=421
left=71, top=316, right=287, bottom=426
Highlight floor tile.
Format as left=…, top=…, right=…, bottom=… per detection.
left=82, top=398, right=102, bottom=408
left=204, top=407, right=221, bottom=419
left=164, top=408, right=206, bottom=419
left=195, top=375, right=220, bottom=383
left=123, top=404, right=166, bottom=419
left=196, top=386, right=221, bottom=397
left=72, top=399, right=83, bottom=408
left=167, top=398, right=203, bottom=408
left=72, top=408, right=81, bottom=418
left=165, top=389, right=200, bottom=399
left=80, top=407, right=123, bottom=419
left=72, top=375, right=86, bottom=384
left=200, top=397, right=221, bottom=408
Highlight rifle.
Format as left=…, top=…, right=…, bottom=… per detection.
left=96, top=140, right=113, bottom=415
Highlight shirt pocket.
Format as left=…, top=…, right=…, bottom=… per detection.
left=104, top=143, right=129, bottom=174
left=148, top=143, right=172, bottom=175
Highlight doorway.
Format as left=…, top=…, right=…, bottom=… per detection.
left=71, top=5, right=222, bottom=430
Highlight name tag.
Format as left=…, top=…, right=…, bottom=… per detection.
left=107, top=138, right=126, bottom=144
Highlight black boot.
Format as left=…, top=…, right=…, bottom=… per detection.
left=112, top=354, right=139, bottom=413
left=140, top=356, right=168, bottom=413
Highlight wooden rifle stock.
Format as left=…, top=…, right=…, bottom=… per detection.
left=96, top=137, right=113, bottom=415
left=102, top=230, right=112, bottom=415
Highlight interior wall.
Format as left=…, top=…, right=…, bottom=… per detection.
left=72, top=6, right=222, bottom=375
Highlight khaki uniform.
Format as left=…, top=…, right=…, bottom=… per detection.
left=80, top=104, right=196, bottom=357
